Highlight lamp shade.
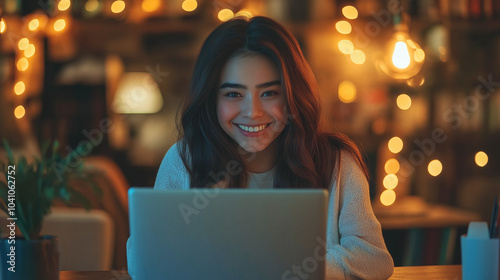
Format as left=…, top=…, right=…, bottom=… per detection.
left=112, top=72, right=163, bottom=114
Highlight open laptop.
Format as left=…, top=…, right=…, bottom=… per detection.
left=128, top=188, right=328, bottom=280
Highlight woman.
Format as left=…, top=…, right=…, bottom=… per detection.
left=129, top=16, right=394, bottom=279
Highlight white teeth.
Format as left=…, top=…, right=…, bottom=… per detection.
left=237, top=123, right=269, bottom=132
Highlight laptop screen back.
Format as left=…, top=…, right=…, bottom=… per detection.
left=129, top=188, right=328, bottom=280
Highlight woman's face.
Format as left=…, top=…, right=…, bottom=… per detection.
left=217, top=54, right=287, bottom=154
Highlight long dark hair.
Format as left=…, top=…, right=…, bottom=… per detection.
left=177, top=16, right=368, bottom=189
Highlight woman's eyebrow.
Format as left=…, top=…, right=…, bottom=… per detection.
left=219, top=80, right=281, bottom=89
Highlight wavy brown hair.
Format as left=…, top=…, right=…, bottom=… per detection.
left=177, top=16, right=368, bottom=189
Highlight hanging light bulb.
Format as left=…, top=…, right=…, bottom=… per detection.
left=377, top=13, right=425, bottom=80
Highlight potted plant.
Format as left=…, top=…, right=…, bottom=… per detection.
left=0, top=140, right=101, bottom=280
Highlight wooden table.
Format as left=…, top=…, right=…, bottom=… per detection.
left=60, top=265, right=462, bottom=279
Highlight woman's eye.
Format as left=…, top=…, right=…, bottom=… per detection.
left=225, top=92, right=241, bottom=98
left=262, top=91, right=278, bottom=97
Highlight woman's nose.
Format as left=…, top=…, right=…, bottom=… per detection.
left=242, top=95, right=264, bottom=118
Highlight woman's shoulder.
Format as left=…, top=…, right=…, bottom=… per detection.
left=154, top=140, right=190, bottom=189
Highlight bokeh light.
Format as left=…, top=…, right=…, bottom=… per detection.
left=475, top=151, right=488, bottom=167
left=182, top=0, right=197, bottom=12
left=111, top=0, right=126, bottom=13
left=428, top=159, right=443, bottom=176
left=218, top=9, right=234, bottom=21
left=14, top=105, right=26, bottom=119
left=53, top=19, right=66, bottom=32
left=338, top=81, right=357, bottom=103
left=17, top=58, right=29, bottom=71
left=335, top=21, right=352, bottom=34
left=342, top=6, right=358, bottom=19
left=338, top=39, right=354, bottom=54
left=14, top=81, right=26, bottom=95
left=388, top=137, right=403, bottom=153
left=18, top=38, right=30, bottom=50
left=385, top=158, right=400, bottom=174
left=380, top=190, right=396, bottom=206
left=397, top=93, right=412, bottom=110
left=383, top=174, right=398, bottom=190
left=350, top=49, right=366, bottom=64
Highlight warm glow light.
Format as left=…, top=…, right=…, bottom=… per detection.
left=385, top=158, right=400, bottom=174
left=388, top=137, right=403, bottom=153
left=17, top=58, right=29, bottom=71
left=235, top=9, right=253, bottom=18
left=383, top=174, right=398, bottom=190
left=380, top=190, right=396, bottom=206
left=14, top=105, right=26, bottom=119
left=18, top=38, right=30, bottom=50
left=28, top=19, right=40, bottom=31
left=182, top=0, right=198, bottom=12
left=342, top=6, right=358, bottom=19
left=414, top=48, right=425, bottom=63
left=14, top=82, right=26, bottom=95
left=0, top=18, right=6, bottom=34
left=142, top=0, right=161, bottom=12
left=392, top=41, right=411, bottom=69
left=24, top=44, right=35, bottom=58
left=397, top=94, right=412, bottom=110
left=111, top=0, right=126, bottom=13
left=218, top=9, right=234, bottom=21
left=58, top=0, right=71, bottom=11
left=350, top=49, right=366, bottom=64
left=85, top=0, right=99, bottom=12
left=475, top=151, right=488, bottom=167
left=338, top=39, right=354, bottom=54
left=428, top=159, right=443, bottom=176
left=335, top=21, right=352, bottom=34
left=53, top=19, right=66, bottom=32
left=338, top=81, right=357, bottom=103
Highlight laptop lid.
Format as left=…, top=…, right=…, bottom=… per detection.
left=129, top=188, right=328, bottom=280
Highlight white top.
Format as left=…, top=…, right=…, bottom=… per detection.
left=128, top=142, right=394, bottom=279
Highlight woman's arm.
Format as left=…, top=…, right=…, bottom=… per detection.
left=326, top=150, right=394, bottom=279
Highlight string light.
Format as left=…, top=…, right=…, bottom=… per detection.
left=475, top=151, right=488, bottom=167
left=383, top=174, right=398, bottom=190
left=338, top=81, right=357, bottom=103
left=338, top=39, right=354, bottom=54
left=218, top=9, right=234, bottom=21
left=384, top=158, right=400, bottom=174
left=111, top=0, right=126, bottom=14
left=350, top=49, right=366, bottom=64
left=85, top=0, right=100, bottom=12
left=380, top=190, right=396, bottom=206
left=28, top=19, right=40, bottom=31
left=142, top=0, right=161, bottom=12
left=14, top=105, right=26, bottom=119
left=24, top=44, right=36, bottom=58
left=17, top=58, right=29, bottom=71
left=235, top=9, right=252, bottom=18
left=0, top=18, right=6, bottom=34
left=342, top=6, right=358, bottom=19
left=388, top=137, right=403, bottom=153
left=18, top=38, right=30, bottom=50
left=335, top=21, right=352, bottom=34
left=182, top=0, right=197, bottom=12
left=14, top=82, right=26, bottom=95
left=53, top=19, right=66, bottom=32
left=396, top=93, right=412, bottom=110
left=428, top=159, right=442, bottom=176
left=58, top=0, right=71, bottom=11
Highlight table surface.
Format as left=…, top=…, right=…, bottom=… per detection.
left=60, top=265, right=462, bottom=279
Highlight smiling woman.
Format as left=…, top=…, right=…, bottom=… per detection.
left=127, top=16, right=394, bottom=279
left=217, top=54, right=287, bottom=173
